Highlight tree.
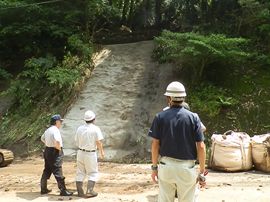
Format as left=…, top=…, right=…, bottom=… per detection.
left=155, top=0, right=162, bottom=27
left=153, top=31, right=251, bottom=83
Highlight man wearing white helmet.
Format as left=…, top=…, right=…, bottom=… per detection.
left=75, top=110, right=105, bottom=198
left=149, top=81, right=206, bottom=202
left=163, top=99, right=206, bottom=201
left=164, top=101, right=206, bottom=133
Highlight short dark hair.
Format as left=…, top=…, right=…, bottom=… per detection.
left=50, top=114, right=63, bottom=125
left=50, top=119, right=56, bottom=125
left=86, top=119, right=95, bottom=124
left=171, top=100, right=184, bottom=106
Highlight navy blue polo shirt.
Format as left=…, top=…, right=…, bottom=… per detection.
left=148, top=106, right=204, bottom=160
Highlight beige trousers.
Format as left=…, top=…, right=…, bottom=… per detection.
left=75, top=150, right=98, bottom=182
left=158, top=157, right=197, bottom=202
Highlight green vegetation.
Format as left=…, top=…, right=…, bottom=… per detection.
left=153, top=31, right=251, bottom=83
left=0, top=0, right=270, bottom=154
left=151, top=0, right=270, bottom=138
left=188, top=84, right=239, bottom=118
left=0, top=1, right=96, bottom=152
left=0, top=68, right=12, bottom=80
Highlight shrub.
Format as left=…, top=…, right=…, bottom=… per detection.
left=21, top=56, right=56, bottom=80
left=189, top=84, right=238, bottom=117
left=68, top=35, right=93, bottom=62
left=46, top=54, right=82, bottom=89
left=4, top=51, right=91, bottom=114
left=0, top=68, right=12, bottom=80
left=153, top=31, right=251, bottom=84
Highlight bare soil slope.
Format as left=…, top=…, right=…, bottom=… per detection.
left=60, top=41, right=178, bottom=160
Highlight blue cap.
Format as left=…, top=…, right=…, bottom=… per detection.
left=51, top=114, right=64, bottom=122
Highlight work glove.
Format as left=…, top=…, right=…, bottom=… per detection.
left=197, top=170, right=208, bottom=188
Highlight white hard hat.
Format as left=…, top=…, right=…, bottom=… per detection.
left=84, top=110, right=96, bottom=121
left=164, top=81, right=186, bottom=97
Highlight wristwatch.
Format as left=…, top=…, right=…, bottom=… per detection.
left=151, top=165, right=158, bottom=171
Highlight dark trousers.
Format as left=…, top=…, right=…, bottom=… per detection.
left=41, top=147, right=66, bottom=190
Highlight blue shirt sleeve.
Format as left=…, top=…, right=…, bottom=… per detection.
left=148, top=114, right=160, bottom=139
left=194, top=113, right=205, bottom=142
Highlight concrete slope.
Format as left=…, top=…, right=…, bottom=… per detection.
left=61, top=41, right=179, bottom=160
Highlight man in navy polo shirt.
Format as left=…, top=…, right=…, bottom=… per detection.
left=149, top=81, right=206, bottom=202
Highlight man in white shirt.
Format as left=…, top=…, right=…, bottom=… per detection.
left=40, top=114, right=73, bottom=196
left=75, top=110, right=105, bottom=198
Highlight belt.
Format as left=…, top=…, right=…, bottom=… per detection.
left=160, top=157, right=196, bottom=167
left=79, top=148, right=95, bottom=152
left=45, top=146, right=63, bottom=150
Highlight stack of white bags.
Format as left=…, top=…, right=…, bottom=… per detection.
left=209, top=131, right=270, bottom=172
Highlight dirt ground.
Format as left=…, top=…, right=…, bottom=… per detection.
left=0, top=157, right=270, bottom=202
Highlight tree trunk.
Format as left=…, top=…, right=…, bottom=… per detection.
left=121, top=0, right=130, bottom=24
left=84, top=0, right=90, bottom=40
left=117, top=0, right=124, bottom=9
left=198, top=61, right=205, bottom=81
left=155, top=0, right=162, bottom=28
left=200, top=0, right=208, bottom=24
left=184, top=0, right=198, bottom=26
left=128, top=0, right=135, bottom=25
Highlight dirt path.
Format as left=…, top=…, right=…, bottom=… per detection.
left=1, top=157, right=270, bottom=202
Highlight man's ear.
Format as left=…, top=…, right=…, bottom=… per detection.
left=166, top=96, right=172, bottom=105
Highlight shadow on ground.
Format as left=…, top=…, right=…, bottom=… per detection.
left=16, top=190, right=80, bottom=201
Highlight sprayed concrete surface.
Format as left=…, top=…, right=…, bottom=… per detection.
left=60, top=41, right=179, bottom=160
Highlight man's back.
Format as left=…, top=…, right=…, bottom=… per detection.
left=149, top=106, right=204, bottom=160
left=149, top=81, right=206, bottom=202
left=75, top=124, right=103, bottom=150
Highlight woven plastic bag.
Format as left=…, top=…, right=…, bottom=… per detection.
left=251, top=134, right=270, bottom=173
left=209, top=130, right=252, bottom=172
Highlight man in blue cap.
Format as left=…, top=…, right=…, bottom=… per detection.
left=40, top=114, right=73, bottom=196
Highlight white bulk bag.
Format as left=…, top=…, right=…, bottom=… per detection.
left=209, top=131, right=252, bottom=172
left=251, top=134, right=270, bottom=172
